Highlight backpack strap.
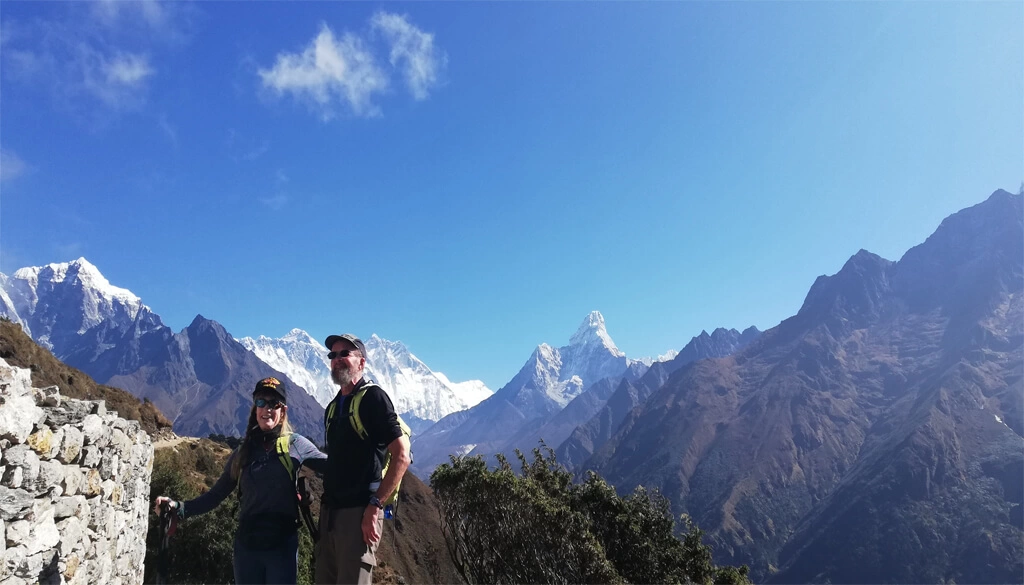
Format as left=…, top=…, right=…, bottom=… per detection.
left=276, top=434, right=294, bottom=481
left=325, top=382, right=382, bottom=446
left=237, top=433, right=294, bottom=494
left=348, top=386, right=371, bottom=441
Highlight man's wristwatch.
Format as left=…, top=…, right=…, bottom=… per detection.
left=368, top=495, right=384, bottom=510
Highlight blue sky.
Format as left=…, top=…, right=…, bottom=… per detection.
left=1, top=1, right=1021, bottom=390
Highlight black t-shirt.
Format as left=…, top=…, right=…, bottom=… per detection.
left=322, top=378, right=403, bottom=509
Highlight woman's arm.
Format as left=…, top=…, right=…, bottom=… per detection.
left=153, top=451, right=237, bottom=519
left=291, top=434, right=327, bottom=474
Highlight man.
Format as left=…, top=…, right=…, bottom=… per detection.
left=316, top=333, right=412, bottom=585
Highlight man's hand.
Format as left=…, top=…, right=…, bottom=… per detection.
left=362, top=505, right=381, bottom=545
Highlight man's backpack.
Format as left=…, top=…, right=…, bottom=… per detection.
left=325, top=382, right=413, bottom=518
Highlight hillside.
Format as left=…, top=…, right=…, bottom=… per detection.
left=584, top=190, right=1024, bottom=583
left=0, top=319, right=171, bottom=435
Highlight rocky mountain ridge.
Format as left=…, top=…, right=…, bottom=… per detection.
left=582, top=189, right=1023, bottom=583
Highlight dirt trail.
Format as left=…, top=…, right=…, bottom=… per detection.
left=153, top=435, right=196, bottom=450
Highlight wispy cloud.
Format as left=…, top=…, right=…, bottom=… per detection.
left=76, top=45, right=153, bottom=109
left=0, top=150, right=28, bottom=182
left=371, top=12, right=446, bottom=100
left=105, top=53, right=153, bottom=85
left=225, top=130, right=271, bottom=162
left=259, top=24, right=389, bottom=119
left=159, top=114, right=177, bottom=147
left=91, top=0, right=169, bottom=30
left=1, top=2, right=192, bottom=118
left=260, top=193, right=289, bottom=211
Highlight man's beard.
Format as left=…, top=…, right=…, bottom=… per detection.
left=331, top=365, right=360, bottom=387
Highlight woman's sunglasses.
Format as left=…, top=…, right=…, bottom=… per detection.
left=254, top=398, right=284, bottom=410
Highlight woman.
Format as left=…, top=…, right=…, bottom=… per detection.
left=154, top=377, right=326, bottom=584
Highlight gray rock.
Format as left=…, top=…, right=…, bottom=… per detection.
left=98, top=451, right=118, bottom=481
left=14, top=549, right=57, bottom=580
left=0, top=487, right=33, bottom=521
left=2, top=466, right=22, bottom=489
left=54, top=495, right=87, bottom=520
left=80, top=446, right=101, bottom=469
left=1, top=544, right=27, bottom=581
left=61, top=466, right=82, bottom=497
left=35, top=461, right=64, bottom=494
left=55, top=516, right=85, bottom=554
left=33, top=386, right=61, bottom=408
left=58, top=427, right=83, bottom=465
left=109, top=429, right=133, bottom=459
left=80, top=416, right=109, bottom=448
left=43, top=401, right=91, bottom=427
left=44, top=428, right=63, bottom=461
left=1, top=447, right=38, bottom=487
left=0, top=394, right=40, bottom=444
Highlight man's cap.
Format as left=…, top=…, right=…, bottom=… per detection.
left=253, top=377, right=287, bottom=403
left=324, top=333, right=366, bottom=356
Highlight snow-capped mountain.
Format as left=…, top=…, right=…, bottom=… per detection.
left=412, top=310, right=639, bottom=474
left=0, top=259, right=326, bottom=442
left=238, top=329, right=339, bottom=406
left=0, top=258, right=157, bottom=354
left=363, top=334, right=493, bottom=420
left=237, top=330, right=492, bottom=425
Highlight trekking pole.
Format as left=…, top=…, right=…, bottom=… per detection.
left=297, top=476, right=319, bottom=545
left=156, top=501, right=177, bottom=585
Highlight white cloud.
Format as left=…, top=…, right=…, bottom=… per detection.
left=0, top=2, right=194, bottom=118
left=105, top=53, right=153, bottom=86
left=371, top=12, right=445, bottom=100
left=258, top=24, right=388, bottom=119
left=0, top=150, right=27, bottom=182
left=79, top=46, right=153, bottom=108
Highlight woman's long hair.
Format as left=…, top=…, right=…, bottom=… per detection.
left=230, top=403, right=294, bottom=481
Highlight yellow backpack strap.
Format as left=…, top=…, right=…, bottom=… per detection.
left=325, top=400, right=337, bottom=446
left=348, top=387, right=369, bottom=441
left=276, top=434, right=294, bottom=481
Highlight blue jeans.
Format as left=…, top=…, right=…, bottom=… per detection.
left=233, top=530, right=299, bottom=584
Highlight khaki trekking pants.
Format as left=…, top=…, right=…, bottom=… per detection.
left=315, top=506, right=383, bottom=585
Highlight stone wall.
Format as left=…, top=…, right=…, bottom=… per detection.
left=0, top=358, right=153, bottom=585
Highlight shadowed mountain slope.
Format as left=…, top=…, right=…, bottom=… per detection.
left=585, top=190, right=1023, bottom=583
left=558, top=326, right=760, bottom=470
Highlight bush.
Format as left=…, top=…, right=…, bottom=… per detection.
left=145, top=451, right=238, bottom=584
left=431, top=445, right=750, bottom=585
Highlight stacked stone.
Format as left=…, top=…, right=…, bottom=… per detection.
left=0, top=358, right=153, bottom=585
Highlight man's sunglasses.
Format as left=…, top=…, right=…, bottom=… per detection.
left=328, top=349, right=359, bottom=360
left=254, top=398, right=284, bottom=410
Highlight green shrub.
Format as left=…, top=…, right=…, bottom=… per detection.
left=431, top=445, right=751, bottom=585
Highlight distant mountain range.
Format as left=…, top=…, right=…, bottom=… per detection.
left=412, top=311, right=756, bottom=474
left=0, top=260, right=326, bottom=441
left=579, top=189, right=1023, bottom=583
left=239, top=329, right=491, bottom=433
left=0, top=259, right=491, bottom=441
left=4, top=188, right=1018, bottom=583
